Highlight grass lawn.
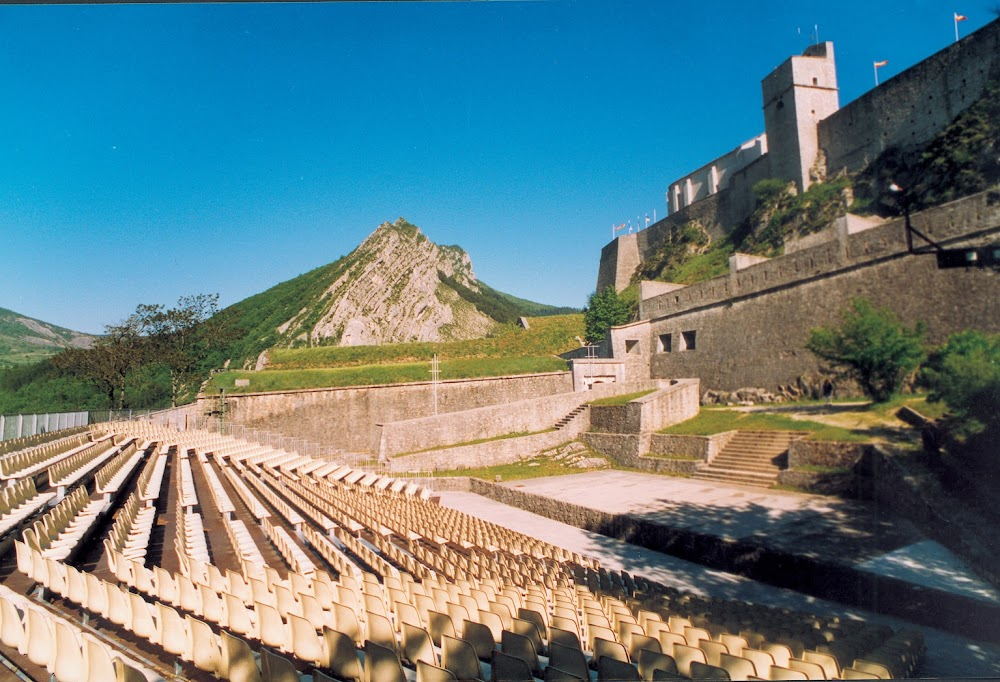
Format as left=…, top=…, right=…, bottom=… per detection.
left=659, top=407, right=869, bottom=442
left=208, top=355, right=568, bottom=394
left=431, top=455, right=604, bottom=481
left=588, top=389, right=657, bottom=406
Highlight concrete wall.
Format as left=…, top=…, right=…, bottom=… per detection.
left=639, top=190, right=1000, bottom=391
left=588, top=380, right=700, bottom=435
left=389, top=428, right=573, bottom=473
left=212, top=372, right=574, bottom=453
left=649, top=431, right=736, bottom=461
left=819, top=20, right=1000, bottom=176
left=581, top=432, right=700, bottom=475
left=668, top=135, right=768, bottom=213
left=376, top=379, right=654, bottom=458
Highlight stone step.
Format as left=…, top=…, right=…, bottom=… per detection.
left=693, top=468, right=779, bottom=484
left=708, top=460, right=781, bottom=473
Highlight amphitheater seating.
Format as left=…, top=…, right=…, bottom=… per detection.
left=0, top=421, right=930, bottom=682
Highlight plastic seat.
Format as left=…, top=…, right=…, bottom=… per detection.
left=115, top=659, right=148, bottom=682
left=256, top=602, right=289, bottom=652
left=490, top=650, right=534, bottom=682
left=598, top=656, right=641, bottom=681
left=683, top=626, right=711, bottom=648
left=501, top=630, right=540, bottom=676
left=366, top=639, right=407, bottom=682
left=289, top=613, right=324, bottom=665
left=403, top=622, right=438, bottom=667
left=333, top=602, right=363, bottom=645
left=689, top=661, right=731, bottom=680
left=593, top=637, right=630, bottom=668
left=155, top=602, right=189, bottom=658
left=763, top=643, right=793, bottom=668
left=720, top=652, right=757, bottom=680
left=105, top=583, right=132, bottom=628
left=82, top=632, right=116, bottom=682
left=52, top=618, right=86, bottom=682
left=672, top=643, right=707, bottom=677
left=802, top=650, right=840, bottom=679
left=127, top=592, right=157, bottom=643
left=429, top=609, right=458, bottom=647
left=638, top=649, right=678, bottom=680
left=0, top=597, right=25, bottom=650
left=442, top=634, right=484, bottom=681
left=321, top=627, right=362, bottom=681
left=24, top=604, right=55, bottom=669
left=187, top=615, right=221, bottom=674
left=511, top=617, right=545, bottom=655
left=742, top=649, right=775, bottom=679
left=850, top=659, right=893, bottom=679
left=770, top=665, right=809, bottom=680
left=658, top=631, right=686, bottom=657
left=463, top=620, right=498, bottom=661
left=787, top=658, right=825, bottom=680
left=224, top=592, right=258, bottom=638
left=219, top=631, right=261, bottom=682
left=700, top=639, right=730, bottom=667
left=417, top=660, right=459, bottom=682
left=543, top=666, right=585, bottom=681
left=548, top=641, right=590, bottom=681
left=628, top=632, right=661, bottom=662
left=720, top=634, right=749, bottom=657
left=261, top=648, right=301, bottom=682
left=479, top=609, right=505, bottom=644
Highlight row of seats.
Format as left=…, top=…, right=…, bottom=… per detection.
left=0, top=578, right=157, bottom=682
left=0, top=477, right=56, bottom=537
left=48, top=437, right=128, bottom=491
left=56, top=423, right=920, bottom=681
left=0, top=430, right=94, bottom=478
left=22, top=485, right=104, bottom=561
left=263, top=517, right=317, bottom=577
left=94, top=442, right=146, bottom=496
left=0, top=425, right=89, bottom=458
left=103, top=491, right=156, bottom=562
left=137, top=450, right=168, bottom=504
left=198, top=452, right=237, bottom=516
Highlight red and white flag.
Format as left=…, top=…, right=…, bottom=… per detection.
left=954, top=13, right=968, bottom=21
left=874, top=60, right=888, bottom=68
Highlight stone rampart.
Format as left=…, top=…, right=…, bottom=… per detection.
left=642, top=190, right=1000, bottom=391
left=376, top=380, right=654, bottom=458
left=389, top=429, right=572, bottom=473
left=210, top=372, right=574, bottom=453
left=788, top=440, right=869, bottom=469
left=649, top=432, right=735, bottom=461
left=820, top=20, right=1000, bottom=176
left=587, top=380, right=700, bottom=435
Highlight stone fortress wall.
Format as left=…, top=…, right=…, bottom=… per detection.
left=626, top=190, right=1000, bottom=392
left=597, top=18, right=1000, bottom=295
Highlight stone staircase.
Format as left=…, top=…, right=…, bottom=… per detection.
left=692, top=430, right=805, bottom=487
left=554, top=404, right=589, bottom=430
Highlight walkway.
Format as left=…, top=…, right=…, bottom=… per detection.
left=438, top=472, right=1000, bottom=678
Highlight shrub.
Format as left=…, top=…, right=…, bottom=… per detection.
left=806, top=298, right=926, bottom=403
left=583, top=287, right=631, bottom=344
left=919, top=330, right=1000, bottom=437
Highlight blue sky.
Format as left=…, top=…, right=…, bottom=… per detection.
left=0, top=1, right=993, bottom=334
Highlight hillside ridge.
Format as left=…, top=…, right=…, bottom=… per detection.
left=0, top=307, right=96, bottom=368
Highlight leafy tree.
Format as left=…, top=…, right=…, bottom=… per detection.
left=584, top=287, right=631, bottom=344
left=806, top=298, right=926, bottom=403
left=137, top=294, right=232, bottom=407
left=919, top=330, right=1000, bottom=437
left=51, top=313, right=146, bottom=408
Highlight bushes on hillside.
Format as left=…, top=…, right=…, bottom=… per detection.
left=920, top=330, right=1000, bottom=442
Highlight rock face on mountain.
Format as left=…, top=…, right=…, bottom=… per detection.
left=278, top=219, right=496, bottom=346
left=0, top=307, right=95, bottom=367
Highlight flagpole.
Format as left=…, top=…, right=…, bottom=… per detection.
left=874, top=61, right=879, bottom=86
left=955, top=13, right=959, bottom=42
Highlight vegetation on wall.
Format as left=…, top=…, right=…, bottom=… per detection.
left=583, top=287, right=631, bottom=344
left=806, top=298, right=926, bottom=403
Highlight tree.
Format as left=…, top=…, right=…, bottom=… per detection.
left=919, top=330, right=1000, bottom=436
left=584, top=287, right=631, bottom=344
left=138, top=294, right=233, bottom=407
left=806, top=298, right=926, bottom=403
left=51, top=313, right=146, bottom=408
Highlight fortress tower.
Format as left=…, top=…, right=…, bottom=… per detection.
left=761, top=42, right=840, bottom=192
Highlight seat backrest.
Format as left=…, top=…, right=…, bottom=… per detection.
left=221, top=630, right=262, bottom=682
left=852, top=659, right=893, bottom=679
left=689, top=661, right=731, bottom=680
left=543, top=665, right=586, bottom=681
left=672, top=643, right=707, bottom=678
left=594, top=636, right=630, bottom=665
left=548, top=641, right=590, bottom=681
left=402, top=622, right=437, bottom=667
left=500, top=629, right=540, bottom=675
left=491, top=651, right=533, bottom=682
left=657, top=631, right=686, bottom=657
left=628, top=633, right=661, bottom=661
left=699, top=639, right=730, bottom=667
left=597, top=656, right=641, bottom=681
left=321, top=627, right=362, bottom=682
left=52, top=619, right=85, bottom=682
left=802, top=650, right=840, bottom=679
left=742, top=648, right=775, bottom=679
left=787, top=658, right=826, bottom=680
left=770, top=664, right=809, bottom=680
left=365, top=639, right=406, bottom=682
left=261, top=648, right=300, bottom=682
left=763, top=642, right=793, bottom=667
left=549, top=626, right=582, bottom=651
left=441, top=634, right=482, bottom=681
left=416, top=660, right=458, bottom=682
left=510, top=617, right=544, bottom=654
left=637, top=649, right=678, bottom=680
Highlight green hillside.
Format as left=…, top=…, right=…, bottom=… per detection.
left=207, top=313, right=584, bottom=393
left=0, top=307, right=96, bottom=369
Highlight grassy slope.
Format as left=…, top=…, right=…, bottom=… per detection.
left=0, top=307, right=95, bottom=368
left=207, top=314, right=584, bottom=393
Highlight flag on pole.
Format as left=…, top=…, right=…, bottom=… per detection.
left=954, top=12, right=967, bottom=42
left=614, top=222, right=626, bottom=232
left=645, top=212, right=650, bottom=226
left=874, top=60, right=888, bottom=86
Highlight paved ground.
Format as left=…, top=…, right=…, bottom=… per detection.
left=496, top=470, right=999, bottom=599
left=438, top=471, right=1000, bottom=678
